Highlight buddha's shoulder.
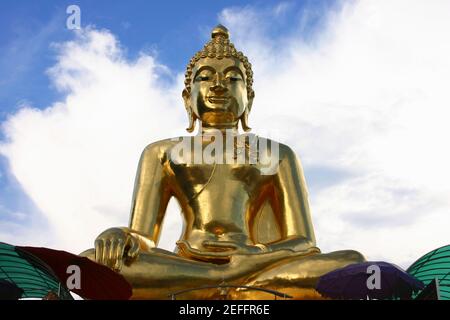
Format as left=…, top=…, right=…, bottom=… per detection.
left=141, top=136, right=192, bottom=156
left=255, top=136, right=300, bottom=161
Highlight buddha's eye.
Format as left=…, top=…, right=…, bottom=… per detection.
left=195, top=72, right=212, bottom=82
left=225, top=73, right=243, bottom=82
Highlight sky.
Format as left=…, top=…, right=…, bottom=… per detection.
left=0, top=0, right=449, bottom=269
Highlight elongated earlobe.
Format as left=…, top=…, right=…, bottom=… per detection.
left=240, top=108, right=251, bottom=132
left=240, top=94, right=253, bottom=132
left=186, top=107, right=197, bottom=133
left=182, top=89, right=197, bottom=133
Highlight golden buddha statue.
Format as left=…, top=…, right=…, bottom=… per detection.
left=81, top=25, right=365, bottom=299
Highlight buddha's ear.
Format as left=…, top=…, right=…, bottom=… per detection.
left=241, top=91, right=254, bottom=132
left=240, top=108, right=251, bottom=132
left=182, top=89, right=196, bottom=133
left=247, top=90, right=254, bottom=113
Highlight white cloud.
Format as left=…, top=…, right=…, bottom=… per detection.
left=1, top=1, right=450, bottom=268
left=220, top=0, right=450, bottom=267
left=1, top=28, right=186, bottom=252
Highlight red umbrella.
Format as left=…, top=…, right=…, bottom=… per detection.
left=16, top=246, right=132, bottom=300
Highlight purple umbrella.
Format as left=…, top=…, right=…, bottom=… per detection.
left=316, top=261, right=424, bottom=300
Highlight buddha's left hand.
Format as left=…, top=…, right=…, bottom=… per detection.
left=176, top=240, right=267, bottom=261
left=203, top=240, right=268, bottom=255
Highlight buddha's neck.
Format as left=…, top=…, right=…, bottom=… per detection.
left=198, top=124, right=240, bottom=137
left=198, top=112, right=241, bottom=137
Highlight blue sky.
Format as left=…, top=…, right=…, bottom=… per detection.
left=0, top=0, right=335, bottom=121
left=1, top=1, right=449, bottom=268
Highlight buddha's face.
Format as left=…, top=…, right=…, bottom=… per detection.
left=183, top=57, right=251, bottom=128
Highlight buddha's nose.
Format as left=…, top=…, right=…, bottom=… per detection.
left=210, top=74, right=227, bottom=94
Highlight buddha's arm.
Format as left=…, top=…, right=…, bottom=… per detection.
left=128, top=143, right=172, bottom=249
left=93, top=143, right=172, bottom=270
left=267, top=145, right=318, bottom=253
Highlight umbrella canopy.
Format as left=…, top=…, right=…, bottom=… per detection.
left=407, top=244, right=450, bottom=300
left=17, top=245, right=132, bottom=300
left=0, top=279, right=24, bottom=300
left=316, top=261, right=424, bottom=300
left=0, top=242, right=73, bottom=300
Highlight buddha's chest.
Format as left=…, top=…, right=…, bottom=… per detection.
left=165, top=136, right=278, bottom=198
left=168, top=161, right=267, bottom=190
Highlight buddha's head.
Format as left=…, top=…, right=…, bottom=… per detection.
left=183, top=25, right=255, bottom=132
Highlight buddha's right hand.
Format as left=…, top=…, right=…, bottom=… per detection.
left=94, top=227, right=154, bottom=271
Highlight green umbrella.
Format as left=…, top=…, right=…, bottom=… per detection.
left=407, top=244, right=450, bottom=300
left=0, top=242, right=73, bottom=300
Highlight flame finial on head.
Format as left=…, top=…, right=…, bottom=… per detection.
left=211, top=24, right=230, bottom=39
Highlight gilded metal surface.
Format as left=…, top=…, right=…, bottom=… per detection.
left=81, top=25, right=365, bottom=299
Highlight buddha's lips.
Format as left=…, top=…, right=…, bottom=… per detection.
left=207, top=96, right=230, bottom=104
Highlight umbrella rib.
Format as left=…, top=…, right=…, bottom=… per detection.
left=26, top=261, right=54, bottom=293
left=439, top=271, right=450, bottom=285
